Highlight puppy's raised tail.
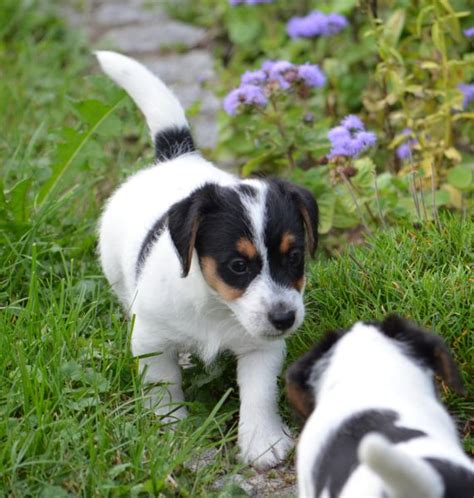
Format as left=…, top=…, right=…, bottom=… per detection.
left=95, top=50, right=195, bottom=162
left=358, top=433, right=443, bottom=498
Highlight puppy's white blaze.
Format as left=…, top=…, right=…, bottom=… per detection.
left=358, top=433, right=444, bottom=498
left=95, top=50, right=188, bottom=139
left=239, top=181, right=268, bottom=266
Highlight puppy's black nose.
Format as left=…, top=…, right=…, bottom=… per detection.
left=268, top=309, right=296, bottom=331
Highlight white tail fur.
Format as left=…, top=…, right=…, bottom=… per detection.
left=358, top=433, right=443, bottom=498
left=95, top=50, right=189, bottom=140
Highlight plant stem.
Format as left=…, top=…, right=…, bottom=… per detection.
left=339, top=169, right=373, bottom=236
left=373, top=172, right=387, bottom=228
left=270, top=98, right=297, bottom=170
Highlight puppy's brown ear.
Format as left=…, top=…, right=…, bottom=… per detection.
left=286, top=330, right=343, bottom=420
left=381, top=315, right=465, bottom=394
left=168, top=183, right=220, bottom=277
left=286, top=362, right=315, bottom=420
left=289, top=185, right=319, bottom=257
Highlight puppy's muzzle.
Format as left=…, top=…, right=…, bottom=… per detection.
left=268, top=308, right=296, bottom=332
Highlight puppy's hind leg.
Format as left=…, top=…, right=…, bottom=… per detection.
left=132, top=317, right=187, bottom=423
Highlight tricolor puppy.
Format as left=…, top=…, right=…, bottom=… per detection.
left=286, top=315, right=474, bottom=497
left=96, top=51, right=318, bottom=468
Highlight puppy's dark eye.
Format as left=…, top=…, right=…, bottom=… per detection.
left=288, top=249, right=303, bottom=267
left=229, top=258, right=249, bottom=275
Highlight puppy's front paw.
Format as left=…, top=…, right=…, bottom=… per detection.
left=239, top=424, right=294, bottom=470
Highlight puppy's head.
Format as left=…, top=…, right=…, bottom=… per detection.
left=167, top=178, right=318, bottom=339
left=286, top=315, right=465, bottom=420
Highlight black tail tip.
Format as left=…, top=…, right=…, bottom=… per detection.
left=154, top=126, right=196, bottom=162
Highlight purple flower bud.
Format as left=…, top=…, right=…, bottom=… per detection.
left=356, top=131, right=377, bottom=148
left=267, top=60, right=296, bottom=89
left=223, top=84, right=268, bottom=115
left=229, top=0, right=272, bottom=5
left=459, top=83, right=474, bottom=109
left=287, top=10, right=348, bottom=39
left=241, top=69, right=267, bottom=86
left=341, top=115, right=364, bottom=131
left=464, top=26, right=474, bottom=38
left=396, top=129, right=418, bottom=161
left=328, top=116, right=376, bottom=158
left=297, top=63, right=326, bottom=88
left=325, top=13, right=349, bottom=35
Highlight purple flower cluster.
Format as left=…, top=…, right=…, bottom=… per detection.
left=223, top=85, right=268, bottom=116
left=327, top=115, right=377, bottom=158
left=396, top=129, right=418, bottom=161
left=229, top=0, right=272, bottom=5
left=223, top=60, right=326, bottom=115
left=287, top=11, right=348, bottom=39
left=464, top=26, right=474, bottom=38
left=459, top=83, right=474, bottom=109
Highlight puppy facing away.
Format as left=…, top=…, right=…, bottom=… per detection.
left=286, top=315, right=474, bottom=497
left=95, top=51, right=319, bottom=468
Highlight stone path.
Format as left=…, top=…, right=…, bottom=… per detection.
left=62, top=1, right=296, bottom=495
left=63, top=0, right=219, bottom=150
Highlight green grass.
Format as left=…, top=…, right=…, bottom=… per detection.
left=1, top=2, right=472, bottom=496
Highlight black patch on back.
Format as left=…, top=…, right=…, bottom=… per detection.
left=154, top=126, right=195, bottom=162
left=313, top=409, right=426, bottom=498
left=424, top=458, right=474, bottom=498
left=264, top=180, right=307, bottom=288
left=286, top=330, right=344, bottom=417
left=136, top=213, right=167, bottom=277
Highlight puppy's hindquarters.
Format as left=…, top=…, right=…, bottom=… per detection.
left=358, top=433, right=444, bottom=498
left=95, top=50, right=196, bottom=162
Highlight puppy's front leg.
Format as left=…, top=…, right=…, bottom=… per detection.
left=132, top=319, right=187, bottom=423
left=237, top=340, right=293, bottom=469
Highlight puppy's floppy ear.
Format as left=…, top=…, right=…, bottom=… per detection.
left=288, top=183, right=319, bottom=257
left=168, top=183, right=220, bottom=277
left=381, top=314, right=465, bottom=394
left=286, top=330, right=343, bottom=420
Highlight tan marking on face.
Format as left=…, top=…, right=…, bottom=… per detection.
left=286, top=380, right=314, bottom=420
left=279, top=231, right=296, bottom=254
left=293, top=276, right=306, bottom=292
left=200, top=256, right=244, bottom=301
left=236, top=237, right=257, bottom=259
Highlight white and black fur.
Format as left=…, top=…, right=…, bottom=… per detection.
left=286, top=315, right=474, bottom=497
left=96, top=51, right=319, bottom=469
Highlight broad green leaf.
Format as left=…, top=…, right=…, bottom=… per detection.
left=317, top=192, right=336, bottom=234
left=72, top=99, right=109, bottom=126
left=447, top=164, right=473, bottom=190
left=37, top=94, right=126, bottom=209
left=353, top=158, right=376, bottom=193
left=227, top=10, right=262, bottom=46
left=416, top=5, right=434, bottom=35
left=383, top=9, right=406, bottom=47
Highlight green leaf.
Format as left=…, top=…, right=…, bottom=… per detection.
left=383, top=9, right=406, bottom=47
left=72, top=99, right=109, bottom=126
left=37, top=94, right=126, bottom=209
left=447, top=164, right=473, bottom=190
left=9, top=178, right=32, bottom=224
left=227, top=10, right=262, bottom=46
left=431, top=22, right=445, bottom=52
left=353, top=158, right=376, bottom=193
left=317, top=192, right=336, bottom=234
